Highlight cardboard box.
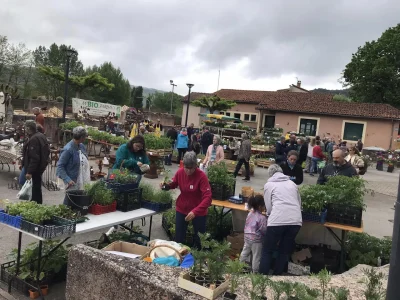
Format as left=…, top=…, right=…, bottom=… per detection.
left=102, top=241, right=150, bottom=259
left=227, top=233, right=244, bottom=251
left=178, top=272, right=229, bottom=300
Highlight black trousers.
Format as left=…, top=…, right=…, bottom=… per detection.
left=31, top=173, right=43, bottom=204
left=234, top=158, right=250, bottom=179
left=177, top=148, right=187, bottom=163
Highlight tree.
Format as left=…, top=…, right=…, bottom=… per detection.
left=84, top=62, right=130, bottom=105
left=32, top=43, right=83, bottom=99
left=191, top=95, right=236, bottom=114
left=151, top=91, right=183, bottom=115
left=333, top=94, right=352, bottom=102
left=38, top=66, right=114, bottom=98
left=5, top=42, right=31, bottom=86
left=131, top=86, right=143, bottom=109
left=0, top=36, right=9, bottom=78
left=342, top=24, right=400, bottom=108
left=145, top=93, right=154, bottom=110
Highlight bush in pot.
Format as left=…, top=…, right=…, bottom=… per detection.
left=224, top=259, right=246, bottom=299
left=207, top=162, right=236, bottom=200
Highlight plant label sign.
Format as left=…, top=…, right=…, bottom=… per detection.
left=72, top=98, right=121, bottom=118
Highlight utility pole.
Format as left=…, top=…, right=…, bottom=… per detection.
left=170, top=80, right=177, bottom=114
left=184, top=83, right=194, bottom=127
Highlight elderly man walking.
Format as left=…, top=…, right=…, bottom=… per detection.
left=233, top=133, right=252, bottom=181
left=22, top=120, right=50, bottom=204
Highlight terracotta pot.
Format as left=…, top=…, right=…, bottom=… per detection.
left=29, top=289, right=39, bottom=299
left=40, top=285, right=49, bottom=296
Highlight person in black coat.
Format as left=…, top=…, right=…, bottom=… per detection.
left=275, top=136, right=287, bottom=164
left=297, top=138, right=308, bottom=167
left=280, top=150, right=303, bottom=185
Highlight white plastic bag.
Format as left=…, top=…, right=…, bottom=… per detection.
left=17, top=179, right=32, bottom=200
left=76, top=150, right=91, bottom=190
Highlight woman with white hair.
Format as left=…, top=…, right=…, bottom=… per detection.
left=57, top=126, right=91, bottom=205
left=203, top=134, right=224, bottom=167
left=259, top=164, right=302, bottom=275
left=161, top=151, right=212, bottom=249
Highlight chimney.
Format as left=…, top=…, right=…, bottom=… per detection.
left=297, top=80, right=301, bottom=87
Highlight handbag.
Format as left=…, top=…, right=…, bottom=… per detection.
left=17, top=179, right=32, bottom=200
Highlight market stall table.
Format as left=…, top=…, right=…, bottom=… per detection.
left=211, top=200, right=363, bottom=273
left=0, top=208, right=157, bottom=300
left=0, top=148, right=19, bottom=171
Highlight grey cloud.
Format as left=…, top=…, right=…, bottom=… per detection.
left=1, top=0, right=400, bottom=93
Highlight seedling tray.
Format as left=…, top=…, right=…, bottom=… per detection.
left=0, top=261, right=37, bottom=296
left=115, top=189, right=142, bottom=212
left=0, top=210, right=22, bottom=228
left=88, top=201, right=117, bottom=215
left=326, top=204, right=362, bottom=228
left=178, top=272, right=228, bottom=300
left=141, top=200, right=172, bottom=212
left=20, top=216, right=76, bottom=239
left=302, top=209, right=327, bottom=224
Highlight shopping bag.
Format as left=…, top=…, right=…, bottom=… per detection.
left=17, top=179, right=32, bottom=200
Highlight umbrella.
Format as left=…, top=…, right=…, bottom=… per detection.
left=198, top=113, right=242, bottom=123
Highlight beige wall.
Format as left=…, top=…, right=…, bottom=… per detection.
left=269, top=111, right=399, bottom=149
left=221, top=103, right=260, bottom=129
left=181, top=104, right=207, bottom=127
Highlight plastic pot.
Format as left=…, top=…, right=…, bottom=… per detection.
left=189, top=272, right=197, bottom=282
left=223, top=291, right=237, bottom=300
left=195, top=276, right=205, bottom=286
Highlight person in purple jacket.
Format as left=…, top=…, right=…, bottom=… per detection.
left=239, top=195, right=267, bottom=273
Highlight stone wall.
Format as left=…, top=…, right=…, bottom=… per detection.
left=66, top=244, right=388, bottom=300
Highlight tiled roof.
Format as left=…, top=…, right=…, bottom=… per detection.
left=256, top=92, right=400, bottom=120
left=182, top=92, right=213, bottom=102
left=183, top=89, right=400, bottom=119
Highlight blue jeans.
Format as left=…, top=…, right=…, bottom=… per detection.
left=19, top=167, right=26, bottom=186
left=259, top=225, right=301, bottom=275
left=311, top=157, right=321, bottom=173
left=175, top=211, right=206, bottom=249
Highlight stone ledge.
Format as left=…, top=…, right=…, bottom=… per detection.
left=66, top=244, right=389, bottom=300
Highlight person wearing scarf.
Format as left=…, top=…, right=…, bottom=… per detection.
left=203, top=134, right=224, bottom=167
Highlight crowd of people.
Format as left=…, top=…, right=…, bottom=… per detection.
left=19, top=114, right=368, bottom=275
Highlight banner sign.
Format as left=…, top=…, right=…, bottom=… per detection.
left=72, top=98, right=121, bottom=118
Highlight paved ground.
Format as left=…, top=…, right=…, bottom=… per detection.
left=0, top=160, right=398, bottom=299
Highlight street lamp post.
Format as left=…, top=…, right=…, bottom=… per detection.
left=170, top=80, right=177, bottom=114
left=62, top=49, right=77, bottom=123
left=184, top=83, right=194, bottom=128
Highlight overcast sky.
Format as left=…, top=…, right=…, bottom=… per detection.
left=2, top=0, right=400, bottom=95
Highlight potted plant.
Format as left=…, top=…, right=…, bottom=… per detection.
left=299, top=185, right=331, bottom=223
left=376, top=154, right=385, bottom=171
left=207, top=162, right=236, bottom=200
left=140, top=182, right=173, bottom=212
left=386, top=157, right=395, bottom=173
left=161, top=169, right=172, bottom=190
left=224, top=259, right=246, bottom=299
left=108, top=168, right=139, bottom=192
left=86, top=181, right=116, bottom=215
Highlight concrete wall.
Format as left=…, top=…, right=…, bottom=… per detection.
left=66, top=244, right=205, bottom=300
left=271, top=111, right=398, bottom=149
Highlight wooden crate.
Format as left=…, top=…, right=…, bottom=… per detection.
left=177, top=272, right=229, bottom=300
left=256, top=159, right=273, bottom=168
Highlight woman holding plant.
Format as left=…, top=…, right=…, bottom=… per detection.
left=160, top=151, right=212, bottom=249
left=57, top=127, right=91, bottom=205
left=202, top=134, right=224, bottom=167
left=113, top=135, right=150, bottom=182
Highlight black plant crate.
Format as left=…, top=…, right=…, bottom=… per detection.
left=141, top=200, right=172, bottom=212
left=302, top=209, right=327, bottom=224
left=20, top=216, right=76, bottom=239
left=0, top=261, right=37, bottom=296
left=106, top=180, right=139, bottom=193
left=115, top=188, right=142, bottom=212
left=210, top=183, right=235, bottom=200
left=326, top=204, right=362, bottom=228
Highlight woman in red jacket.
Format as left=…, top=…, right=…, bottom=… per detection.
left=310, top=140, right=325, bottom=176
left=161, top=151, right=212, bottom=249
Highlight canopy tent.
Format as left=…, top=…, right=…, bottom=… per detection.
left=198, top=113, right=242, bottom=123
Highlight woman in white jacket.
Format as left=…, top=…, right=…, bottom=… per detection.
left=259, top=164, right=302, bottom=275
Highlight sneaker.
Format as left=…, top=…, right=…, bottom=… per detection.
left=243, top=178, right=250, bottom=181
left=310, top=173, right=314, bottom=177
